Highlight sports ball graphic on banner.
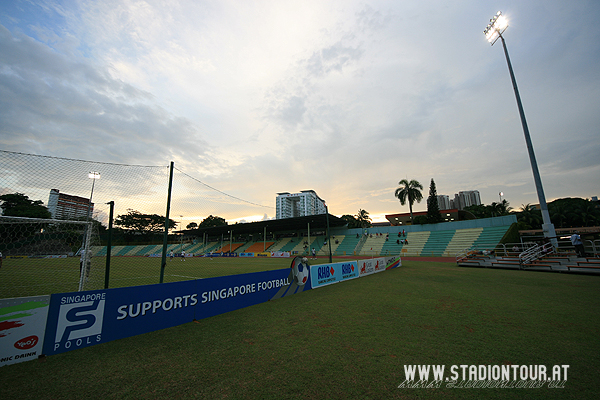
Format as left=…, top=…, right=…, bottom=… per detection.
left=291, top=256, right=310, bottom=285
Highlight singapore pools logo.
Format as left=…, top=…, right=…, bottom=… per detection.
left=292, top=257, right=310, bottom=285
left=54, top=293, right=105, bottom=351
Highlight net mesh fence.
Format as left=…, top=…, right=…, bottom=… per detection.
left=0, top=150, right=275, bottom=298
left=0, top=216, right=102, bottom=297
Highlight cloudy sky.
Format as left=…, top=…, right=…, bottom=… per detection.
left=1, top=0, right=599, bottom=223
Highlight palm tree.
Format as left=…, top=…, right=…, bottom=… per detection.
left=516, top=204, right=542, bottom=230
left=394, top=179, right=423, bottom=221
left=574, top=202, right=600, bottom=227
left=356, top=209, right=372, bottom=228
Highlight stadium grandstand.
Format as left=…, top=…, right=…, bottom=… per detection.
left=90, top=214, right=516, bottom=259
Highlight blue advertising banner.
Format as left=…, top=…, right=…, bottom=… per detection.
left=42, top=280, right=198, bottom=356
left=40, top=256, right=398, bottom=358
left=195, top=267, right=311, bottom=320
left=42, top=264, right=313, bottom=356
left=311, top=261, right=358, bottom=289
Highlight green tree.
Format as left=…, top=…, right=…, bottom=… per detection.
left=464, top=204, right=491, bottom=219
left=340, top=214, right=361, bottom=229
left=394, top=179, right=423, bottom=221
left=0, top=192, right=52, bottom=219
left=548, top=198, right=600, bottom=228
left=114, top=209, right=177, bottom=235
left=356, top=209, right=372, bottom=228
left=464, top=200, right=512, bottom=219
left=186, top=222, right=198, bottom=229
left=574, top=201, right=600, bottom=227
left=426, top=179, right=443, bottom=223
left=198, top=215, right=227, bottom=228
left=515, top=204, right=543, bottom=230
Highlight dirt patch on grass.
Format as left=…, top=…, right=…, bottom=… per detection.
left=435, top=296, right=470, bottom=311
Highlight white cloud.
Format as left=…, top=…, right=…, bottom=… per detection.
left=1, top=0, right=599, bottom=223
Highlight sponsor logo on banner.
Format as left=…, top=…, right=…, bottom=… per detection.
left=239, top=252, right=254, bottom=257
left=359, top=259, right=375, bottom=276
left=53, top=292, right=106, bottom=353
left=311, top=261, right=357, bottom=288
left=270, top=251, right=290, bottom=258
left=374, top=258, right=387, bottom=273
left=0, top=296, right=50, bottom=367
left=359, top=258, right=384, bottom=276
left=384, top=255, right=402, bottom=270
left=256, top=252, right=270, bottom=257
left=341, top=262, right=359, bottom=280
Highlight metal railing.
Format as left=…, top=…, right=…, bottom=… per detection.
left=455, top=242, right=527, bottom=262
left=518, top=242, right=554, bottom=269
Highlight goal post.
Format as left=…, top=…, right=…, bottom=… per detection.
left=0, top=216, right=103, bottom=298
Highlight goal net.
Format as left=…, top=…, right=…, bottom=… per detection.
left=0, top=216, right=103, bottom=298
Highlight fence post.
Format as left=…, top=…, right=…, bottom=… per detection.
left=104, top=201, right=114, bottom=289
left=160, top=161, right=174, bottom=284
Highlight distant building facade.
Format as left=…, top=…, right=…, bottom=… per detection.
left=276, top=190, right=326, bottom=219
left=48, top=189, right=93, bottom=220
left=450, top=190, right=481, bottom=210
left=436, top=195, right=451, bottom=210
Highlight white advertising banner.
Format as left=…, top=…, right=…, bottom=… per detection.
left=358, top=257, right=387, bottom=277
left=270, top=251, right=291, bottom=258
left=1, top=296, right=50, bottom=367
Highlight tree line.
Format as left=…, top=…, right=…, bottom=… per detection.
left=390, top=179, right=600, bottom=229
left=0, top=193, right=228, bottom=244
left=3, top=188, right=599, bottom=240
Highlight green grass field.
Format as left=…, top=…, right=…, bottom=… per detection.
left=1, top=260, right=599, bottom=399
left=0, top=256, right=308, bottom=298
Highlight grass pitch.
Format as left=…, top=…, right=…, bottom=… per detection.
left=0, top=255, right=305, bottom=298
left=1, top=260, right=599, bottom=399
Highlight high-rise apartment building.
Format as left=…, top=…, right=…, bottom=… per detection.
left=436, top=195, right=451, bottom=210
left=450, top=190, right=481, bottom=210
left=276, top=190, right=326, bottom=219
left=47, top=189, right=93, bottom=220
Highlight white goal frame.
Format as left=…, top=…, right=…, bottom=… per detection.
left=0, top=215, right=96, bottom=293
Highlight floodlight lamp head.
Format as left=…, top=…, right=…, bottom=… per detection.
left=88, top=171, right=100, bottom=179
left=484, top=11, right=508, bottom=45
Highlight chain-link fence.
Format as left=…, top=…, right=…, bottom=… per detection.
left=0, top=150, right=275, bottom=298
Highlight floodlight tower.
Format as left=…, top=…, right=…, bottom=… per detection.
left=484, top=11, right=557, bottom=245
left=87, top=172, right=100, bottom=220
